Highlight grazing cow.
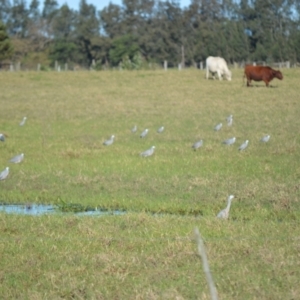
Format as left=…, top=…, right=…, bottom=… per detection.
left=206, top=56, right=232, bottom=81
left=244, top=65, right=283, bottom=87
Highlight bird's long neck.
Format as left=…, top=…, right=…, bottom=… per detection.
left=226, top=199, right=232, bottom=212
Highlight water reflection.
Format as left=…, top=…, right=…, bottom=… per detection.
left=0, top=204, right=125, bottom=216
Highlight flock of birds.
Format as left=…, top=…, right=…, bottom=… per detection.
left=101, top=114, right=271, bottom=219
left=0, top=117, right=26, bottom=180
left=1, top=114, right=271, bottom=219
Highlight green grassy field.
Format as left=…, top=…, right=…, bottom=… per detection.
left=0, top=69, right=299, bottom=299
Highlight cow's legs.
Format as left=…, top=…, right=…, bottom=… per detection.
left=217, top=70, right=222, bottom=80
left=246, top=78, right=251, bottom=87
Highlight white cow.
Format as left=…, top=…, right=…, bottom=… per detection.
left=206, top=56, right=232, bottom=81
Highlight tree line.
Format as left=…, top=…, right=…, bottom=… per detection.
left=0, top=0, right=299, bottom=69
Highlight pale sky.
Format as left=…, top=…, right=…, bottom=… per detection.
left=56, top=0, right=192, bottom=11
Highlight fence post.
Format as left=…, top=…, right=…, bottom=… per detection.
left=37, top=63, right=41, bottom=71
left=164, top=60, right=168, bottom=71
left=194, top=228, right=218, bottom=300
left=253, top=62, right=256, bottom=66
left=10, top=63, right=14, bottom=71
left=200, top=61, right=203, bottom=70
left=178, top=63, right=182, bottom=70
left=286, top=61, right=290, bottom=68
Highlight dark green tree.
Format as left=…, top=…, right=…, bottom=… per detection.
left=0, top=21, right=13, bottom=61
left=0, top=0, right=11, bottom=24
left=8, top=0, right=29, bottom=37
left=109, top=34, right=139, bottom=66
left=74, top=0, right=99, bottom=65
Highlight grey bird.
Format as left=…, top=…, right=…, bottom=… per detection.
left=222, top=137, right=236, bottom=145
left=9, top=153, right=24, bottom=163
left=157, top=126, right=164, bottom=133
left=140, top=129, right=149, bottom=138
left=260, top=135, right=270, bottom=143
left=0, top=167, right=9, bottom=180
left=140, top=146, right=155, bottom=157
left=131, top=125, right=137, bottom=133
left=0, top=133, right=5, bottom=142
left=226, top=115, right=233, bottom=126
left=19, top=117, right=27, bottom=126
left=238, top=140, right=249, bottom=151
left=217, top=195, right=234, bottom=219
left=103, top=135, right=115, bottom=146
left=214, top=123, right=222, bottom=131
left=192, top=140, right=203, bottom=150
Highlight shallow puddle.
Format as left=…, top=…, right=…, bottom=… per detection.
left=0, top=204, right=125, bottom=216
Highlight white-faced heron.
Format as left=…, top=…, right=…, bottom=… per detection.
left=140, top=129, right=149, bottom=138
left=238, top=140, right=249, bottom=151
left=222, top=137, right=236, bottom=145
left=19, top=117, right=27, bottom=126
left=214, top=123, right=222, bottom=131
left=192, top=140, right=203, bottom=150
left=103, top=135, right=115, bottom=146
left=131, top=125, right=137, bottom=133
left=157, top=126, right=164, bottom=133
left=226, top=115, right=233, bottom=126
left=260, top=135, right=270, bottom=143
left=0, top=167, right=9, bottom=180
left=140, top=146, right=155, bottom=157
left=217, top=195, right=234, bottom=219
left=10, top=153, right=24, bottom=163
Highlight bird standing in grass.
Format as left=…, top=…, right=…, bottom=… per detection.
left=223, top=137, right=236, bottom=145
left=19, top=117, right=27, bottom=126
left=214, top=123, right=222, bottom=131
left=0, top=167, right=9, bottom=180
left=217, top=195, right=234, bottom=219
left=0, top=133, right=5, bottom=142
left=103, top=135, right=115, bottom=146
left=140, top=146, right=155, bottom=157
left=226, top=115, right=233, bottom=126
left=140, top=129, right=149, bottom=138
left=157, top=126, right=164, bottom=133
left=238, top=140, right=249, bottom=151
left=131, top=125, right=137, bottom=133
left=192, top=140, right=203, bottom=150
left=10, top=153, right=24, bottom=163
left=260, top=135, right=270, bottom=143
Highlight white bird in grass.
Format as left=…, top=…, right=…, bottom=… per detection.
left=222, top=137, right=236, bottom=145
left=0, top=133, right=5, bottom=142
left=140, top=146, right=155, bottom=157
left=226, top=115, right=233, bottom=126
left=217, top=195, right=234, bottom=219
left=260, top=135, right=270, bottom=143
left=19, top=117, right=27, bottom=126
left=131, top=125, right=137, bottom=133
left=10, top=153, right=24, bottom=163
left=238, top=140, right=249, bottom=151
left=192, top=140, right=203, bottom=150
left=214, top=123, right=222, bottom=131
left=140, top=129, right=149, bottom=138
left=0, top=167, right=9, bottom=180
left=103, top=135, right=115, bottom=146
left=157, top=126, right=164, bottom=133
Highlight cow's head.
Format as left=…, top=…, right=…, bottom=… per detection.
left=273, top=70, right=283, bottom=80
left=225, top=70, right=232, bottom=81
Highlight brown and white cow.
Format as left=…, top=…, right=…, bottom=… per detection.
left=244, top=65, right=283, bottom=87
